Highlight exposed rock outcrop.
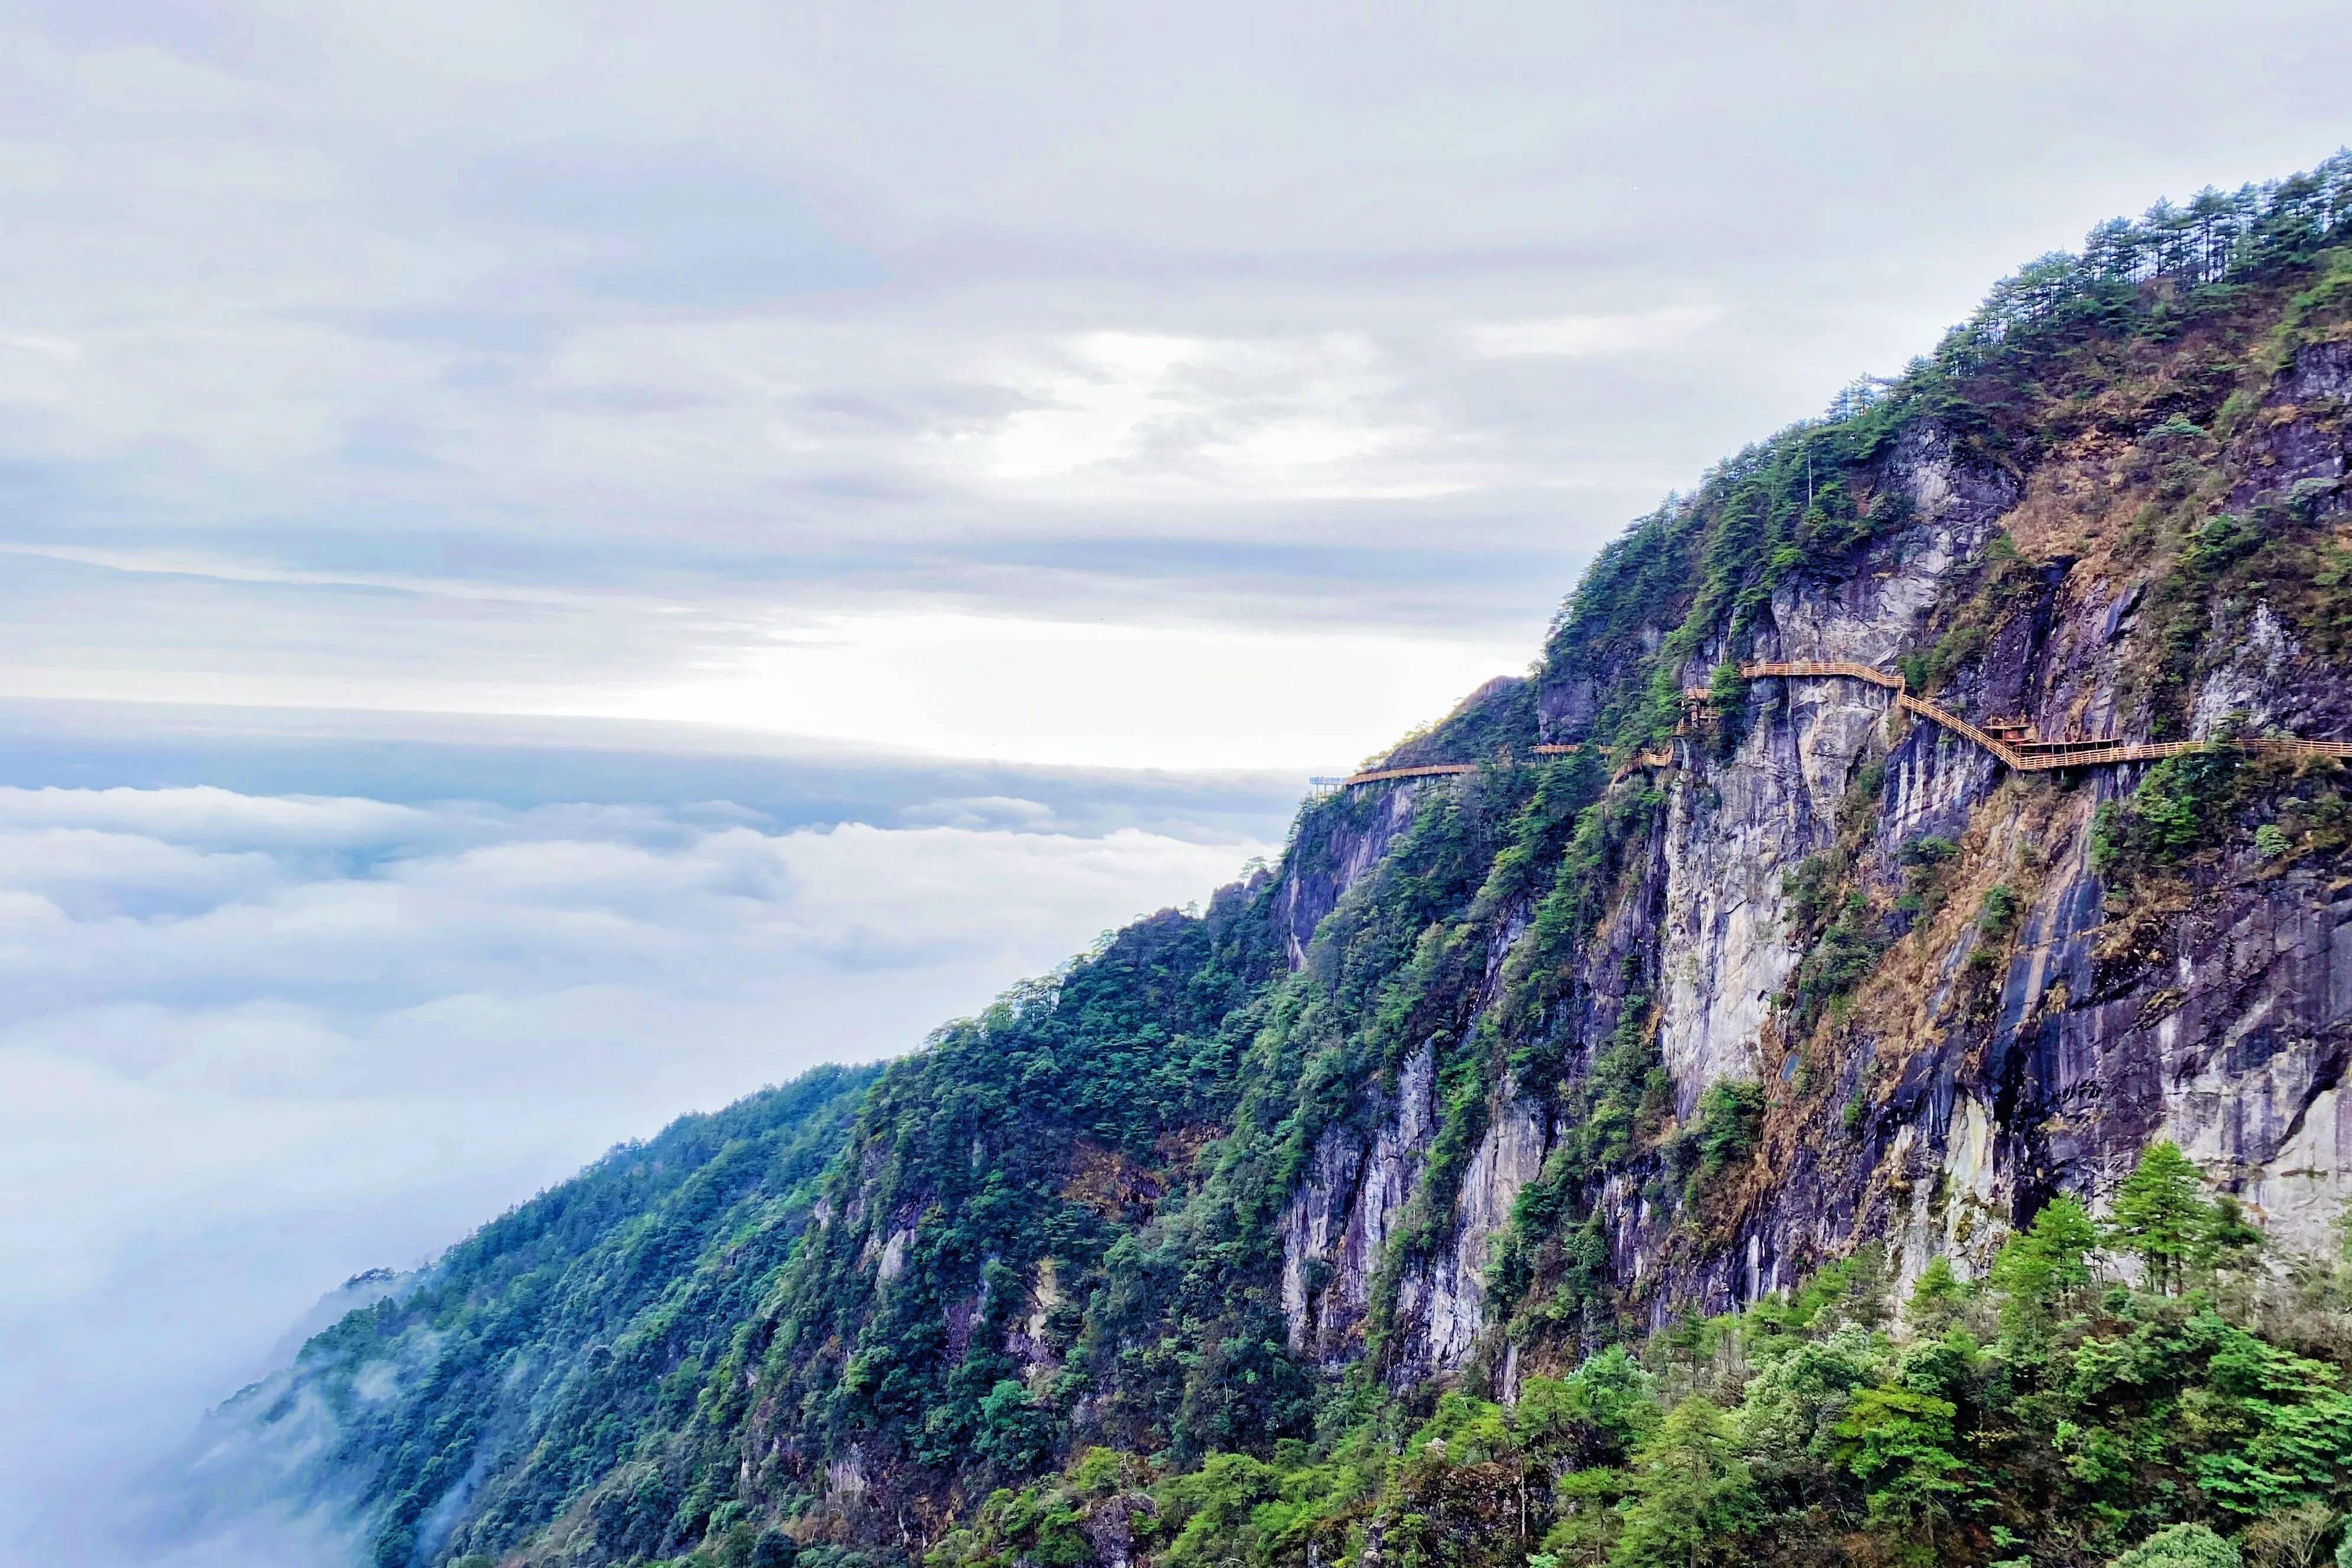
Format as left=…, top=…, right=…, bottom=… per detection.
left=1278, top=391, right=2351, bottom=1369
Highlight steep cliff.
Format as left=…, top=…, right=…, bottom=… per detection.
left=213, top=162, right=2352, bottom=1568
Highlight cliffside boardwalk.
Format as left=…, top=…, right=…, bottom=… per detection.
left=1326, top=657, right=2351, bottom=791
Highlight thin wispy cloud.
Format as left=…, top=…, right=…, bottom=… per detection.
left=1462, top=306, right=1721, bottom=359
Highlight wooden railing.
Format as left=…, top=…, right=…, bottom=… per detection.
left=1333, top=762, right=1492, bottom=786
left=1895, top=691, right=2030, bottom=769
left=1744, top=661, right=2350, bottom=774
left=1741, top=659, right=1903, bottom=691
left=1323, top=659, right=2347, bottom=793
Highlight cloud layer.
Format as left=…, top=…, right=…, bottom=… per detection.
left=0, top=773, right=1278, bottom=1564
left=4, top=2, right=2347, bottom=763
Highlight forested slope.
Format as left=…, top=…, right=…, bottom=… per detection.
left=221, top=157, right=2352, bottom=1568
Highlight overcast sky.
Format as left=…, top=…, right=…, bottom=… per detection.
left=1, top=0, right=2342, bottom=769
left=2, top=2, right=2350, bottom=1563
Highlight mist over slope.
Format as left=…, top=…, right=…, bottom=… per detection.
left=207, top=159, right=2352, bottom=1568
left=0, top=730, right=1288, bottom=1568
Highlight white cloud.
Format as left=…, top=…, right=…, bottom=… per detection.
left=954, top=329, right=1457, bottom=502
left=0, top=827, right=282, bottom=916
left=0, top=780, right=1277, bottom=1563
left=0, top=784, right=432, bottom=848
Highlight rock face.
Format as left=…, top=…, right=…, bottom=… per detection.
left=1395, top=1091, right=1546, bottom=1370
left=1279, top=785, right=1424, bottom=968
left=1276, top=365, right=2352, bottom=1365
left=1282, top=1041, right=1437, bottom=1363
left=1648, top=448, right=2017, bottom=1114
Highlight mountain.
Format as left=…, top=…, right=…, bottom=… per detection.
left=209, top=160, right=2352, bottom=1568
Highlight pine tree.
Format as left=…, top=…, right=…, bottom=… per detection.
left=1835, top=1383, right=1970, bottom=1546
left=1991, top=1194, right=2099, bottom=1343
left=1905, top=1256, right=1968, bottom=1339
left=2107, top=1141, right=2213, bottom=1295
left=2202, top=1193, right=2265, bottom=1277
left=1611, top=1397, right=1759, bottom=1568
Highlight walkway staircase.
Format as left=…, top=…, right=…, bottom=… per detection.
left=1319, top=659, right=2346, bottom=793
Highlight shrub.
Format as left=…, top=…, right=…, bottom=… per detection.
left=1788, top=892, right=1886, bottom=1032
left=2098, top=747, right=2247, bottom=879
left=1695, top=1081, right=1766, bottom=1177
left=1978, top=883, right=2020, bottom=938
left=2108, top=1522, right=2242, bottom=1568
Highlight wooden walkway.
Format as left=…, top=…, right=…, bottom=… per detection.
left=1320, top=657, right=2345, bottom=792
left=1320, top=744, right=1672, bottom=793
left=1742, top=660, right=2350, bottom=772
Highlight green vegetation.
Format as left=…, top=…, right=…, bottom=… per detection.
left=936, top=1143, right=2352, bottom=1568
left=2108, top=1142, right=2219, bottom=1295
left=1690, top=1081, right=1764, bottom=1179
left=2088, top=749, right=2350, bottom=938
left=1706, top=660, right=1753, bottom=754
left=2091, top=746, right=2253, bottom=940
left=1787, top=887, right=1885, bottom=1032
left=1894, top=835, right=1960, bottom=925
left=2107, top=1524, right=2241, bottom=1568
left=1777, top=758, right=1896, bottom=1037
left=265, top=1064, right=883, bottom=1568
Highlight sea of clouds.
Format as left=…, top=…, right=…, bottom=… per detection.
left=0, top=754, right=1284, bottom=1565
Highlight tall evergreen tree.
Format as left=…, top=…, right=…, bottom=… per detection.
left=1834, top=1382, right=1969, bottom=1546
left=1611, top=1397, right=1758, bottom=1568
left=1991, top=1193, right=2099, bottom=1343
left=2108, top=1141, right=2214, bottom=1295
left=1904, top=1255, right=1968, bottom=1339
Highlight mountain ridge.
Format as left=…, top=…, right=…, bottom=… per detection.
left=200, top=155, right=2352, bottom=1568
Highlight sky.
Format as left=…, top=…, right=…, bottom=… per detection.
left=1, top=1, right=2348, bottom=1562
